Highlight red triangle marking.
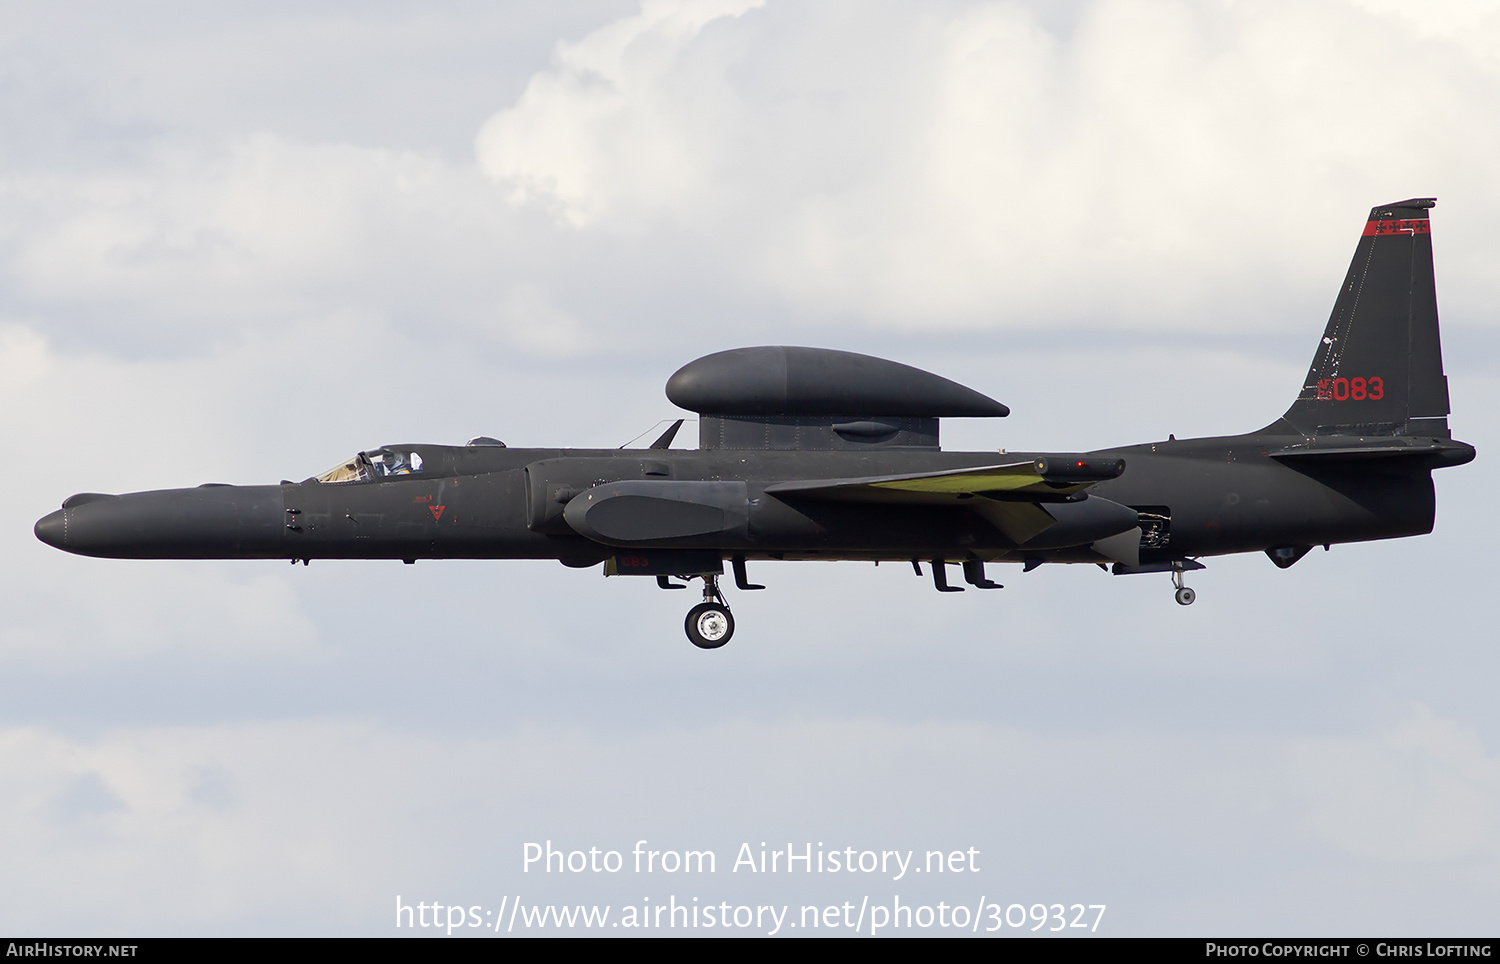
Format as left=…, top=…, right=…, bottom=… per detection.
left=429, top=505, right=446, bottom=521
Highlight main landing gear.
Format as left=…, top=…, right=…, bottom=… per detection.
left=1172, top=569, right=1196, bottom=606
left=683, top=574, right=733, bottom=649
left=663, top=559, right=764, bottom=649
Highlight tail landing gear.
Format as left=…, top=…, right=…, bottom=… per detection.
left=684, top=574, right=734, bottom=649
left=1172, top=570, right=1196, bottom=606
left=1107, top=557, right=1203, bottom=604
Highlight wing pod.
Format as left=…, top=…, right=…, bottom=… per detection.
left=1032, top=457, right=1126, bottom=485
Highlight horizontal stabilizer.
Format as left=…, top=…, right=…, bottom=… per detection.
left=1267, top=437, right=1474, bottom=467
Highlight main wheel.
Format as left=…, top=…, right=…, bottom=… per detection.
left=1175, top=586, right=1196, bottom=606
left=685, top=602, right=734, bottom=649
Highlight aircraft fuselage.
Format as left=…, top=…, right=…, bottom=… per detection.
left=34, top=433, right=1459, bottom=566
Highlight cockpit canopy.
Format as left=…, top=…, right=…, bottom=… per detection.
left=314, top=448, right=424, bottom=484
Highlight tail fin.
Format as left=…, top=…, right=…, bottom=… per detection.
left=1279, top=198, right=1451, bottom=439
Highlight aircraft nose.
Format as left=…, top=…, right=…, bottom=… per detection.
left=34, top=509, right=67, bottom=549
left=33, top=486, right=287, bottom=558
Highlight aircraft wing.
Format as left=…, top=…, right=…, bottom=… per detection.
left=762, top=457, right=1124, bottom=504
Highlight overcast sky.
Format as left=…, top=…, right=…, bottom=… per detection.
left=3, top=0, right=1499, bottom=936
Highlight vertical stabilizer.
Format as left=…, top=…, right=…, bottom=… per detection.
left=1280, top=198, right=1450, bottom=438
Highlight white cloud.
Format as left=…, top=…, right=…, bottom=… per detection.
left=9, top=137, right=513, bottom=333
left=12, top=0, right=1499, bottom=364
left=477, top=0, right=1500, bottom=331
left=477, top=0, right=766, bottom=228
left=500, top=283, right=590, bottom=357
left=0, top=323, right=49, bottom=400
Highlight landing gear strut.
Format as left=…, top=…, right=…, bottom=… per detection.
left=684, top=574, right=734, bottom=649
left=1172, top=570, right=1196, bottom=606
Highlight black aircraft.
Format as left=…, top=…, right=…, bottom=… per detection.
left=35, top=199, right=1475, bottom=648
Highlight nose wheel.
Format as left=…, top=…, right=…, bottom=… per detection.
left=1172, top=570, right=1196, bottom=606
left=684, top=574, right=734, bottom=648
